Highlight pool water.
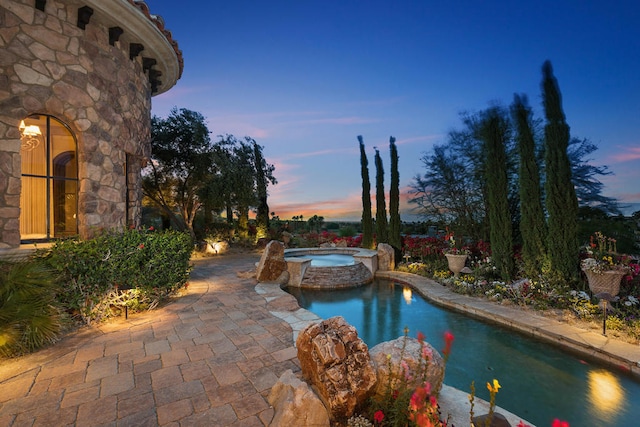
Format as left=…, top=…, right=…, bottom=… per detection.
left=287, top=253, right=355, bottom=267
left=286, top=279, right=640, bottom=426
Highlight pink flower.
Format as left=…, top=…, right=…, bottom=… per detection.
left=422, top=345, right=433, bottom=360
left=552, top=420, right=569, bottom=427
left=374, top=410, right=384, bottom=423
left=148, top=226, right=155, bottom=231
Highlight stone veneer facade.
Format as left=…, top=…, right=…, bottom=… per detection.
left=0, top=0, right=182, bottom=249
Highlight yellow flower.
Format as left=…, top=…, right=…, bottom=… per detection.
left=487, top=379, right=501, bottom=394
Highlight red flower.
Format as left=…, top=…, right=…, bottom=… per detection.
left=417, top=331, right=426, bottom=343
left=148, top=226, right=155, bottom=231
left=138, top=243, right=144, bottom=249
left=552, top=420, right=569, bottom=427
left=442, top=331, right=454, bottom=358
left=374, top=410, right=384, bottom=423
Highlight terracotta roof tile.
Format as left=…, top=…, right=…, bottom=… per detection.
left=129, top=0, right=184, bottom=79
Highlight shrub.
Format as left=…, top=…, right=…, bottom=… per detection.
left=0, top=258, right=62, bottom=357
left=42, top=228, right=193, bottom=324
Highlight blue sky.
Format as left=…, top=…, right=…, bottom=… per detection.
left=149, top=1, right=640, bottom=221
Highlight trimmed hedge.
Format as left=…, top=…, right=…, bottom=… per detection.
left=42, top=228, right=193, bottom=324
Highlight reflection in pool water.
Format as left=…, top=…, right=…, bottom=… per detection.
left=286, top=279, right=640, bottom=427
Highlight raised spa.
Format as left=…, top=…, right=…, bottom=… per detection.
left=284, top=247, right=378, bottom=289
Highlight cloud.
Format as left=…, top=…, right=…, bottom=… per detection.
left=609, top=146, right=640, bottom=163
left=282, top=147, right=355, bottom=159
left=291, top=116, right=380, bottom=126
left=396, top=134, right=442, bottom=146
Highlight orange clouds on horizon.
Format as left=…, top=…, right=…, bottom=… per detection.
left=267, top=185, right=420, bottom=222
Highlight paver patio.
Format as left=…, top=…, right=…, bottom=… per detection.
left=0, top=253, right=299, bottom=426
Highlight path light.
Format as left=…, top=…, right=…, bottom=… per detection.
left=594, top=291, right=619, bottom=336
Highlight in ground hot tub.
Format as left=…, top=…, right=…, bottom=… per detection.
left=284, top=247, right=378, bottom=289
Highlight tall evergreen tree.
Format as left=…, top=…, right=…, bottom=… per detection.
left=542, top=60, right=580, bottom=282
left=253, top=141, right=272, bottom=240
left=358, top=136, right=374, bottom=249
left=512, top=94, right=547, bottom=277
left=479, top=108, right=514, bottom=281
left=388, top=136, right=402, bottom=252
left=374, top=148, right=388, bottom=244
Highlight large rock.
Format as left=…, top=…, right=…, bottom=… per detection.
left=377, top=243, right=395, bottom=271
left=369, top=335, right=445, bottom=399
left=296, top=316, right=376, bottom=422
left=256, top=240, right=288, bottom=282
left=268, top=370, right=330, bottom=427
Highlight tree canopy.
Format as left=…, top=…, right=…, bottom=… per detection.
left=142, top=108, right=276, bottom=239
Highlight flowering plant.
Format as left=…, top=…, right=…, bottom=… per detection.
left=349, top=329, right=568, bottom=427
left=581, top=232, right=630, bottom=274
left=443, top=229, right=470, bottom=255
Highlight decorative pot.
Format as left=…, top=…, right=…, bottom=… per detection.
left=583, top=269, right=626, bottom=297
left=445, top=253, right=468, bottom=278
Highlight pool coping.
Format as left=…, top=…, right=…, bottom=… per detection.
left=375, top=270, right=640, bottom=379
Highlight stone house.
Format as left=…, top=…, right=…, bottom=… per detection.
left=0, top=0, right=182, bottom=252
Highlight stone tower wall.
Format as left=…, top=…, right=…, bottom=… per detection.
left=0, top=0, right=153, bottom=248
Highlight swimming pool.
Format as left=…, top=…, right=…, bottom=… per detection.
left=286, top=279, right=640, bottom=426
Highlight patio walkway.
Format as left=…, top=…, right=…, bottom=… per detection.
left=0, top=253, right=302, bottom=426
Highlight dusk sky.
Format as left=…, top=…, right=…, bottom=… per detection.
left=149, top=1, right=640, bottom=221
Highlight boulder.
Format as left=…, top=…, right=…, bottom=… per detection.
left=256, top=240, right=288, bottom=282
left=281, top=231, right=292, bottom=247
left=369, top=335, right=445, bottom=399
left=335, top=239, right=348, bottom=248
left=296, top=316, right=376, bottom=422
left=268, top=370, right=330, bottom=427
left=377, top=243, right=395, bottom=271
left=472, top=413, right=512, bottom=427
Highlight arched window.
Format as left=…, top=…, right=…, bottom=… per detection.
left=20, top=115, right=78, bottom=242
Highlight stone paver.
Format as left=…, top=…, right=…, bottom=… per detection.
left=2, top=252, right=639, bottom=427
left=0, top=253, right=299, bottom=426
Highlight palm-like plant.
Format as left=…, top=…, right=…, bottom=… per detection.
left=0, top=258, right=62, bottom=357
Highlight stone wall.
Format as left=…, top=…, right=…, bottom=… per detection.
left=0, top=0, right=164, bottom=248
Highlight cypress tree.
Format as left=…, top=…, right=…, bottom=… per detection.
left=480, top=108, right=514, bottom=281
left=253, top=142, right=270, bottom=240
left=388, top=136, right=402, bottom=253
left=512, top=94, right=547, bottom=277
left=358, top=136, right=374, bottom=249
left=374, top=148, right=388, bottom=244
left=542, top=60, right=580, bottom=282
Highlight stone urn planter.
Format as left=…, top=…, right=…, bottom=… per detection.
left=583, top=269, right=626, bottom=297
left=445, top=253, right=468, bottom=278
left=583, top=268, right=626, bottom=336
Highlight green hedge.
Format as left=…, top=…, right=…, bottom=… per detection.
left=42, top=229, right=193, bottom=324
